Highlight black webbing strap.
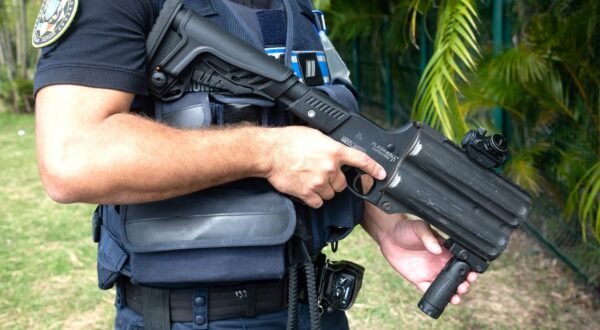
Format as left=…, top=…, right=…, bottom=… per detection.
left=142, top=287, right=171, bottom=330
left=246, top=282, right=257, bottom=317
left=124, top=279, right=288, bottom=322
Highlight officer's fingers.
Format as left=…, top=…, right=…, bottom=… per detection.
left=339, top=147, right=386, bottom=181
left=411, top=220, right=443, bottom=255
left=416, top=282, right=430, bottom=293
left=330, top=171, right=347, bottom=192
left=467, top=272, right=478, bottom=283
left=317, top=185, right=336, bottom=201
left=303, top=192, right=324, bottom=209
left=457, top=282, right=470, bottom=295
left=450, top=295, right=461, bottom=305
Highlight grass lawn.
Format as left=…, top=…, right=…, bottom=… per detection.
left=1, top=112, right=598, bottom=329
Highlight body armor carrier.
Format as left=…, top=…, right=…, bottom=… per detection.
left=94, top=0, right=362, bottom=289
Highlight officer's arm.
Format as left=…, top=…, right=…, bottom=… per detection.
left=36, top=85, right=385, bottom=206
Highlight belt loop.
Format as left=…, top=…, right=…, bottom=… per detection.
left=246, top=282, right=257, bottom=317
left=212, top=103, right=224, bottom=126
left=193, top=287, right=208, bottom=330
left=142, top=287, right=171, bottom=330
left=261, top=107, right=270, bottom=126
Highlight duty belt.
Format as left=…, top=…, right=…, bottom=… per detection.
left=121, top=278, right=288, bottom=323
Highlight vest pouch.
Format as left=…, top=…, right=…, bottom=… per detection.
left=97, top=225, right=129, bottom=289
left=302, top=187, right=364, bottom=254
left=119, top=180, right=296, bottom=286
left=95, top=205, right=129, bottom=290
left=154, top=92, right=213, bottom=129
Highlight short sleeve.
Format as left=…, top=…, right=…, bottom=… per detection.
left=34, top=0, right=157, bottom=96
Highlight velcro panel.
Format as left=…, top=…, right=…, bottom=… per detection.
left=257, top=10, right=286, bottom=47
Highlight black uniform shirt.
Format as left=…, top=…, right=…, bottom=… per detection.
left=34, top=0, right=158, bottom=96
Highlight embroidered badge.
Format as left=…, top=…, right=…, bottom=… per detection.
left=32, top=0, right=78, bottom=48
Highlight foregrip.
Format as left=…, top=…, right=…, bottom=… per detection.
left=418, top=258, right=470, bottom=319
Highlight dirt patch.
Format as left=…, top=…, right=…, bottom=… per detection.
left=464, top=230, right=600, bottom=329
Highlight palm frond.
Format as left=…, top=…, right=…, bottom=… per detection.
left=504, top=143, right=549, bottom=195
left=461, top=46, right=569, bottom=131
left=411, top=0, right=480, bottom=142
left=408, top=0, right=434, bottom=47
left=326, top=0, right=389, bottom=42
left=326, top=0, right=413, bottom=53
left=312, top=0, right=331, bottom=10
left=531, top=67, right=575, bottom=120
left=566, top=162, right=600, bottom=242
left=555, top=148, right=591, bottom=191
left=459, top=77, right=528, bottom=120
left=492, top=46, right=547, bottom=84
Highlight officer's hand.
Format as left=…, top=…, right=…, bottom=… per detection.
left=377, top=217, right=478, bottom=305
left=265, top=126, right=386, bottom=208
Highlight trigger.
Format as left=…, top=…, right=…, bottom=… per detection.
left=342, top=166, right=368, bottom=198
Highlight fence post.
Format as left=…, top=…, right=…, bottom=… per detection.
left=351, top=36, right=361, bottom=101
left=382, top=16, right=394, bottom=125
left=503, top=0, right=514, bottom=143
left=419, top=15, right=428, bottom=76
left=492, top=0, right=505, bottom=134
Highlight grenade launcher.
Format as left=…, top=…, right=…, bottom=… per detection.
left=146, top=0, right=531, bottom=319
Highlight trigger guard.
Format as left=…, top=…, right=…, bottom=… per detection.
left=342, top=167, right=376, bottom=199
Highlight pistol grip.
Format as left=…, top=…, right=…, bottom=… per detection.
left=418, top=258, right=470, bottom=319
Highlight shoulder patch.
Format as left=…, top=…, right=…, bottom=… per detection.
left=32, top=0, right=78, bottom=48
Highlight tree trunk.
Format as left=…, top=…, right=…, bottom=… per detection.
left=0, top=22, right=16, bottom=81
left=14, top=0, right=28, bottom=79
left=0, top=31, right=7, bottom=68
left=0, top=15, right=21, bottom=113
left=0, top=0, right=34, bottom=113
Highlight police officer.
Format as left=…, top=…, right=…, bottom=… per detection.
left=33, top=0, right=477, bottom=329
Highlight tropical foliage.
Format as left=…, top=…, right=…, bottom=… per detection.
left=463, top=1, right=600, bottom=242
left=410, top=0, right=478, bottom=141
left=321, top=0, right=599, bottom=243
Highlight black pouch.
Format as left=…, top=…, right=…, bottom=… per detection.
left=118, top=180, right=296, bottom=286
left=94, top=204, right=130, bottom=290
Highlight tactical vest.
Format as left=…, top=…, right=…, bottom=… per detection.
left=94, top=0, right=363, bottom=290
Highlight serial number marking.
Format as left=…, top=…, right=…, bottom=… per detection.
left=341, top=136, right=366, bottom=153
left=371, top=142, right=399, bottom=162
